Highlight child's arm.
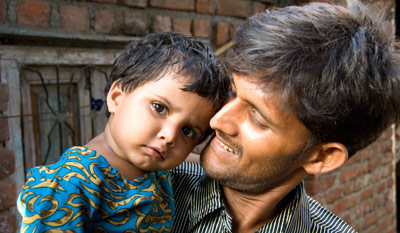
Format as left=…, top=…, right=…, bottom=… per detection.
left=17, top=170, right=92, bottom=232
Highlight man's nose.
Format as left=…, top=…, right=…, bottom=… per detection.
left=210, top=98, right=239, bottom=136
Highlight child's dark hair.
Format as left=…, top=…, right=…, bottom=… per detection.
left=107, top=32, right=230, bottom=141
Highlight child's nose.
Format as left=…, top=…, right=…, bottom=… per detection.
left=157, top=123, right=179, bottom=147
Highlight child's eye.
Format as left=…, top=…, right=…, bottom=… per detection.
left=228, top=89, right=237, bottom=98
left=152, top=102, right=168, bottom=115
left=182, top=126, right=195, bottom=138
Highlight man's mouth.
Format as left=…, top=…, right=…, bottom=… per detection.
left=217, top=139, right=236, bottom=154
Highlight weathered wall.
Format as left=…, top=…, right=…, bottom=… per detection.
left=0, top=0, right=397, bottom=232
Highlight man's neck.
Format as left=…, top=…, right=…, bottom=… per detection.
left=222, top=168, right=307, bottom=233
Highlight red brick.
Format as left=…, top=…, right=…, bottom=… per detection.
left=352, top=178, right=363, bottom=192
left=355, top=206, right=362, bottom=217
left=0, top=0, right=6, bottom=22
left=0, top=117, right=9, bottom=142
left=152, top=15, right=171, bottom=33
left=304, top=174, right=335, bottom=195
left=377, top=214, right=388, bottom=231
left=308, top=0, right=331, bottom=3
left=0, top=215, right=17, bottom=233
left=259, top=0, right=272, bottom=3
left=360, top=187, right=373, bottom=201
left=363, top=199, right=374, bottom=214
left=253, top=2, right=267, bottom=14
left=214, top=22, right=229, bottom=46
left=372, top=141, right=387, bottom=154
left=353, top=223, right=361, bottom=233
left=339, top=167, right=357, bottom=182
left=196, top=0, right=213, bottom=14
left=0, top=181, right=16, bottom=211
left=216, top=0, right=249, bottom=18
left=60, top=5, right=90, bottom=32
left=341, top=214, right=351, bottom=225
left=382, top=151, right=393, bottom=164
left=92, top=0, right=117, bottom=3
left=94, top=10, right=120, bottom=34
left=380, top=164, right=391, bottom=178
left=387, top=177, right=393, bottom=188
left=347, top=151, right=361, bottom=164
left=332, top=198, right=349, bottom=214
left=363, top=212, right=377, bottom=229
left=362, top=147, right=373, bottom=159
left=325, top=187, right=344, bottom=203
left=0, top=150, right=15, bottom=179
left=150, top=0, right=195, bottom=11
left=124, top=11, right=147, bottom=35
left=0, top=83, right=8, bottom=112
left=377, top=180, right=385, bottom=193
left=17, top=0, right=50, bottom=27
left=385, top=202, right=394, bottom=214
left=349, top=195, right=359, bottom=208
left=373, top=197, right=383, bottom=209
left=172, top=18, right=192, bottom=36
left=121, top=0, right=147, bottom=7
left=193, top=19, right=211, bottom=38
left=383, top=127, right=392, bottom=138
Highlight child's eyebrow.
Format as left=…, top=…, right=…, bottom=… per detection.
left=155, top=95, right=171, bottom=107
left=231, top=78, right=236, bottom=91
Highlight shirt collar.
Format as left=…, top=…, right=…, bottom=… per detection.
left=188, top=174, right=225, bottom=230
left=188, top=176, right=311, bottom=233
left=258, top=182, right=311, bottom=232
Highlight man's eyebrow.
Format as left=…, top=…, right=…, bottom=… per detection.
left=255, top=101, right=282, bottom=129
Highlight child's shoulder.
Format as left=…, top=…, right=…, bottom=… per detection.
left=25, top=146, right=111, bottom=188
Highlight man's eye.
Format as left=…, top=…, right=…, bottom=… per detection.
left=182, top=126, right=195, bottom=138
left=250, top=109, right=268, bottom=129
left=153, top=103, right=167, bottom=115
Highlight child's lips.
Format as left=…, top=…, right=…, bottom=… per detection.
left=145, top=146, right=166, bottom=160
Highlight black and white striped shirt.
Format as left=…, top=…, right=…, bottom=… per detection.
left=171, top=162, right=357, bottom=233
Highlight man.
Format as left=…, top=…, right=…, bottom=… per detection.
left=171, top=1, right=400, bottom=233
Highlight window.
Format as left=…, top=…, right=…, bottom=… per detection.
left=20, top=65, right=110, bottom=171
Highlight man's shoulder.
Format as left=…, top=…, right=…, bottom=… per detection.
left=170, top=161, right=206, bottom=199
left=171, top=161, right=205, bottom=177
left=306, top=196, right=357, bottom=232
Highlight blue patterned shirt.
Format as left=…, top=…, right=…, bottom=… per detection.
left=171, top=162, right=357, bottom=233
left=17, top=146, right=175, bottom=233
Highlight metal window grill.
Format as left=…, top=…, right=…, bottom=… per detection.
left=21, top=65, right=109, bottom=168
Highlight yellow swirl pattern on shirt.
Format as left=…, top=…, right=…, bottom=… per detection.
left=17, top=146, right=174, bottom=232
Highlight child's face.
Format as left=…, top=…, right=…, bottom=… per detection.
left=107, top=73, right=215, bottom=172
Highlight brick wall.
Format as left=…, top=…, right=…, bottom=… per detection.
left=305, top=128, right=396, bottom=233
left=0, top=0, right=397, bottom=232
left=0, top=83, right=17, bottom=233
left=0, top=0, right=272, bottom=48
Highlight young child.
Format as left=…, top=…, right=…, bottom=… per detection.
left=17, top=32, right=229, bottom=232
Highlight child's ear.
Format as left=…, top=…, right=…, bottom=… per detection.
left=107, top=81, right=123, bottom=114
left=302, top=142, right=348, bottom=174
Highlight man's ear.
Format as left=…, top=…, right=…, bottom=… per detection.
left=302, top=142, right=348, bottom=174
left=107, top=81, right=123, bottom=114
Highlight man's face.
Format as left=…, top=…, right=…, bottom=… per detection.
left=201, top=73, right=314, bottom=194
